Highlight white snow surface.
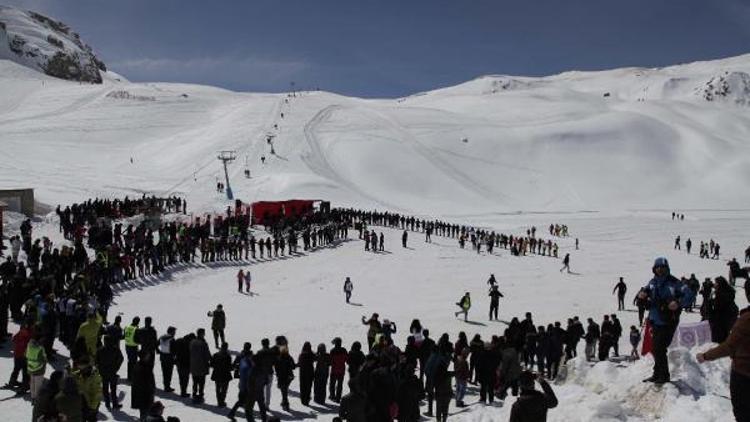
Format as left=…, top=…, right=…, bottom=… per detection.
left=1, top=47, right=750, bottom=421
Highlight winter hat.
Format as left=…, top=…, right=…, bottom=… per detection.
left=519, top=370, right=535, bottom=390
left=653, top=257, right=670, bottom=270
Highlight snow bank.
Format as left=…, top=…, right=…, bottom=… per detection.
left=560, top=345, right=733, bottom=422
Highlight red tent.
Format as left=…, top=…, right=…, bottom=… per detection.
left=250, top=199, right=320, bottom=225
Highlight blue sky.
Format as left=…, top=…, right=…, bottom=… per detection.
left=5, top=0, right=750, bottom=97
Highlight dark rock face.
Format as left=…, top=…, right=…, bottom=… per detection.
left=0, top=6, right=106, bottom=83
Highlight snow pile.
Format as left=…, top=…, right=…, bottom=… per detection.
left=0, top=5, right=106, bottom=83
left=559, top=345, right=733, bottom=422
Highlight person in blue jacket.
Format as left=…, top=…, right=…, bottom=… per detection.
left=638, top=257, right=683, bottom=384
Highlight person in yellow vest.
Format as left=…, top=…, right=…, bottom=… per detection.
left=76, top=310, right=103, bottom=359
left=454, top=292, right=472, bottom=322
left=26, top=333, right=47, bottom=401
left=74, top=357, right=103, bottom=422
left=124, top=316, right=140, bottom=381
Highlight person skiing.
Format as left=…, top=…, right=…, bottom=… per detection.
left=487, top=274, right=497, bottom=288
left=343, top=277, right=353, bottom=304
left=455, top=292, right=471, bottom=322
left=402, top=230, right=408, bottom=248
left=488, top=285, right=504, bottom=321
left=208, top=305, right=226, bottom=349
left=613, top=277, right=628, bottom=311
left=638, top=257, right=682, bottom=384
left=560, top=253, right=571, bottom=273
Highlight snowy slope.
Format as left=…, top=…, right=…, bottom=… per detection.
left=0, top=5, right=106, bottom=82
left=2, top=53, right=750, bottom=215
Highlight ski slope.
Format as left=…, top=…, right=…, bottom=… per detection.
left=1, top=53, right=750, bottom=214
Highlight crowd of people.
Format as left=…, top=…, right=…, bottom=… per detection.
left=2, top=198, right=749, bottom=421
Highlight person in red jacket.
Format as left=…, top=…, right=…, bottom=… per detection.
left=6, top=322, right=32, bottom=391
left=329, top=337, right=348, bottom=403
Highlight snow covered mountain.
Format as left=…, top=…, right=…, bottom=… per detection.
left=2, top=54, right=750, bottom=216
left=0, top=3, right=748, bottom=216
left=0, top=5, right=106, bottom=83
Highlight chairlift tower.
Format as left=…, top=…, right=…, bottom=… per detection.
left=217, top=150, right=237, bottom=200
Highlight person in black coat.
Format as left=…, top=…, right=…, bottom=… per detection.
left=546, top=323, right=564, bottom=380
left=297, top=342, right=315, bottom=406
left=346, top=341, right=365, bottom=380
left=709, top=277, right=739, bottom=343
left=339, top=379, right=367, bottom=422
left=97, top=334, right=124, bottom=409
left=475, top=342, right=500, bottom=404
left=173, top=333, right=195, bottom=398
left=367, top=355, right=397, bottom=422
left=245, top=353, right=268, bottom=422
left=509, top=371, right=558, bottom=422
left=136, top=317, right=158, bottom=367
left=274, top=344, right=296, bottom=411
left=313, top=343, right=331, bottom=405
left=396, top=363, right=423, bottom=422
left=131, top=350, right=156, bottom=421
left=210, top=342, right=233, bottom=407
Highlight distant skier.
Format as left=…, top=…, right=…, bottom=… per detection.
left=343, top=277, right=353, bottom=304
left=560, top=254, right=571, bottom=273
left=244, top=270, right=252, bottom=293
left=455, top=292, right=471, bottom=321
left=379, top=233, right=384, bottom=251
left=674, top=236, right=681, bottom=250
left=402, top=230, right=408, bottom=248
left=613, top=277, right=627, bottom=311
left=487, top=274, right=497, bottom=288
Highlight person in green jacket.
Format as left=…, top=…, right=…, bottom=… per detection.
left=74, top=357, right=103, bottom=422
left=454, top=292, right=471, bottom=322
left=26, top=333, right=47, bottom=401
left=76, top=311, right=103, bottom=360
left=56, top=376, right=84, bottom=422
